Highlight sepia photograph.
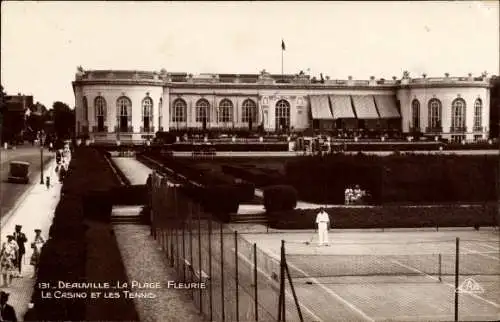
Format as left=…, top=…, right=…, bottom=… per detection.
left=1, top=1, right=499, bottom=321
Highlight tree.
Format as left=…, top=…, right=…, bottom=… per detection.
left=0, top=85, right=5, bottom=134
left=52, top=101, right=75, bottom=140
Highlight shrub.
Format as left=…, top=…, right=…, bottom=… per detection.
left=264, top=185, right=298, bottom=212
left=235, top=181, right=256, bottom=202
left=201, top=185, right=240, bottom=217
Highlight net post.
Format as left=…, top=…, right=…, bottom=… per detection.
left=208, top=218, right=213, bottom=321
left=235, top=231, right=240, bottom=322
left=285, top=259, right=303, bottom=322
left=170, top=232, right=174, bottom=268
left=253, top=243, right=258, bottom=321
left=182, top=217, right=186, bottom=283
left=438, top=253, right=442, bottom=282
left=198, top=208, right=203, bottom=314
left=280, top=240, right=286, bottom=321
left=221, top=224, right=225, bottom=322
left=454, top=237, right=460, bottom=322
left=189, top=203, right=194, bottom=299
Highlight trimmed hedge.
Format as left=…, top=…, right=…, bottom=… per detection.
left=285, top=154, right=497, bottom=204
left=264, top=185, right=298, bottom=212
left=155, top=143, right=289, bottom=152
left=268, top=203, right=498, bottom=229
left=339, top=142, right=443, bottom=152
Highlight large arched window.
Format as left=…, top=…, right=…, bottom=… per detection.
left=196, top=99, right=210, bottom=129
left=427, top=98, right=442, bottom=131
left=411, top=99, right=420, bottom=131
left=172, top=99, right=187, bottom=122
left=242, top=99, right=257, bottom=128
left=275, top=99, right=290, bottom=132
left=473, top=98, right=482, bottom=131
left=218, top=99, right=233, bottom=123
left=117, top=96, right=132, bottom=132
left=94, top=96, right=106, bottom=132
left=142, top=97, right=154, bottom=132
left=158, top=98, right=163, bottom=131
left=451, top=98, right=466, bottom=132
left=82, top=96, right=88, bottom=122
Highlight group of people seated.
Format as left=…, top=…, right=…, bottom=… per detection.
left=344, top=185, right=368, bottom=205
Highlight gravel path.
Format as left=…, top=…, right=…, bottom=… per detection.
left=114, top=224, right=204, bottom=322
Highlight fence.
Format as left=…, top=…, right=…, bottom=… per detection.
left=150, top=172, right=307, bottom=321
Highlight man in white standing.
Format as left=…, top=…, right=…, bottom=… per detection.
left=315, top=207, right=331, bottom=246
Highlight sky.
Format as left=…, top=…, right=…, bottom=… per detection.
left=1, top=1, right=499, bottom=108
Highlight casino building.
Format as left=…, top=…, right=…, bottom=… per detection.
left=72, top=67, right=492, bottom=144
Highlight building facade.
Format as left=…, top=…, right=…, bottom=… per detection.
left=72, top=68, right=492, bottom=143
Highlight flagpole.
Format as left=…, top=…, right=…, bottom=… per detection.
left=281, top=46, right=284, bottom=81
left=281, top=39, right=284, bottom=81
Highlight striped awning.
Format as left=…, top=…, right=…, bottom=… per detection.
left=374, top=95, right=400, bottom=118
left=351, top=95, right=380, bottom=119
left=309, top=96, right=333, bottom=119
left=329, top=95, right=356, bottom=119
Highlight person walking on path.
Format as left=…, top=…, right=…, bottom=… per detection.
left=13, top=225, right=27, bottom=277
left=29, top=229, right=45, bottom=278
left=0, top=291, right=17, bottom=322
left=0, top=236, right=18, bottom=287
left=315, top=207, right=331, bottom=246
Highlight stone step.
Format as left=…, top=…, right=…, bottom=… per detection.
left=230, top=214, right=268, bottom=224
left=111, top=215, right=145, bottom=225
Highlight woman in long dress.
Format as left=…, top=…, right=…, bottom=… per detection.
left=0, top=235, right=19, bottom=287
left=30, top=229, right=45, bottom=278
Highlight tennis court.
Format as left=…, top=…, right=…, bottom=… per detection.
left=241, top=229, right=500, bottom=321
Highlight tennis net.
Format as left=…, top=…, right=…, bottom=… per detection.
left=284, top=252, right=499, bottom=279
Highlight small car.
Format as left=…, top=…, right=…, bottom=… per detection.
left=8, top=161, right=30, bottom=184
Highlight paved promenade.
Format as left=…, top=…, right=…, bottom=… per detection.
left=0, top=159, right=61, bottom=321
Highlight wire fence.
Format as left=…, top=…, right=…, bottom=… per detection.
left=150, top=172, right=308, bottom=321
left=150, top=171, right=499, bottom=322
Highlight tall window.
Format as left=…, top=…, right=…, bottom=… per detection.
left=172, top=99, right=187, bottom=122
left=142, top=97, right=153, bottom=132
left=242, top=99, right=257, bottom=125
left=82, top=96, right=88, bottom=122
left=474, top=99, right=482, bottom=130
left=95, top=96, right=106, bottom=132
left=427, top=98, right=442, bottom=130
left=451, top=98, right=466, bottom=131
left=158, top=98, right=163, bottom=131
left=411, top=99, right=420, bottom=130
left=196, top=99, right=210, bottom=125
left=117, top=96, right=132, bottom=132
left=275, top=99, right=290, bottom=131
left=218, top=99, right=233, bottom=123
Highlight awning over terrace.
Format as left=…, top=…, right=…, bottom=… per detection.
left=329, top=95, right=356, bottom=119
left=374, top=95, right=400, bottom=118
left=351, top=95, right=380, bottom=119
left=309, top=95, right=333, bottom=120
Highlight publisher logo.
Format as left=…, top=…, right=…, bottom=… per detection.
left=456, top=278, right=484, bottom=294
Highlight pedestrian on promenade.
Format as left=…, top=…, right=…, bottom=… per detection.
left=0, top=236, right=18, bottom=287
left=29, top=229, right=45, bottom=278
left=59, top=163, right=67, bottom=183
left=0, top=291, right=17, bottom=322
left=13, top=225, right=27, bottom=277
left=315, top=207, right=331, bottom=246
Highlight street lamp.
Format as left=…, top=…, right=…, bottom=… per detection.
left=39, top=132, right=46, bottom=184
